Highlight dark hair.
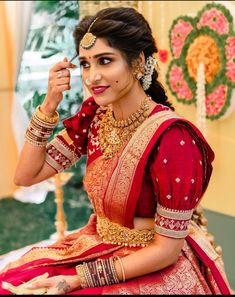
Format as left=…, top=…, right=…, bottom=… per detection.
left=73, top=7, right=174, bottom=110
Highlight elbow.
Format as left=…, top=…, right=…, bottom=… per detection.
left=14, top=174, right=34, bottom=187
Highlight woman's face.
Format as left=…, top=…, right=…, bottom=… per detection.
left=79, top=37, right=136, bottom=107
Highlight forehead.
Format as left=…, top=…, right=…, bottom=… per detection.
left=79, top=37, right=121, bottom=58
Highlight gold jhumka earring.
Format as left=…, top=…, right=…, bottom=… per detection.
left=80, top=17, right=98, bottom=49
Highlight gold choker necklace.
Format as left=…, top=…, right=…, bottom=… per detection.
left=98, top=96, right=151, bottom=159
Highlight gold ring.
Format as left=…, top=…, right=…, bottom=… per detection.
left=57, top=70, right=63, bottom=78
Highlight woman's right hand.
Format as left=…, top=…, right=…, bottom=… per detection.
left=41, top=57, right=77, bottom=116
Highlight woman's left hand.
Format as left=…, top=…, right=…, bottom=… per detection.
left=27, top=274, right=81, bottom=295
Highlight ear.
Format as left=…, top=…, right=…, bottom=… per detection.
left=138, top=51, right=145, bottom=65
left=132, top=51, right=145, bottom=69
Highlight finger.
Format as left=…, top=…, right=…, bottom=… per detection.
left=57, top=85, right=71, bottom=92
left=27, top=280, right=49, bottom=288
left=52, top=61, right=77, bottom=72
left=53, top=69, right=71, bottom=79
left=56, top=77, right=70, bottom=86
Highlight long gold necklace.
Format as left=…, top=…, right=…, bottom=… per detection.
left=98, top=96, right=151, bottom=159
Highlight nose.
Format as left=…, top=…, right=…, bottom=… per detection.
left=88, top=66, right=102, bottom=84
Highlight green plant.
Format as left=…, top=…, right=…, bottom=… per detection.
left=22, top=0, right=86, bottom=186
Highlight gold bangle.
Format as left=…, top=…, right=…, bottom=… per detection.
left=114, top=256, right=126, bottom=282
left=35, top=105, right=59, bottom=124
left=75, top=264, right=88, bottom=288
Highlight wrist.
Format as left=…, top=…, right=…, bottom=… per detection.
left=75, top=257, right=120, bottom=288
left=40, top=100, right=57, bottom=117
left=36, top=105, right=59, bottom=124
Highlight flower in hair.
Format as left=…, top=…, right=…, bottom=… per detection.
left=141, top=56, right=157, bottom=91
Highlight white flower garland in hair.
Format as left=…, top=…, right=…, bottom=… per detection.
left=196, top=62, right=207, bottom=138
left=141, top=56, right=157, bottom=91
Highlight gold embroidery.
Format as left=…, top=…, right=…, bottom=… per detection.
left=60, top=128, right=74, bottom=145
left=96, top=216, right=155, bottom=247
left=154, top=225, right=189, bottom=238
left=45, top=134, right=80, bottom=172
left=157, top=204, right=193, bottom=220
left=105, top=111, right=180, bottom=224
left=83, top=156, right=119, bottom=216
left=3, top=233, right=120, bottom=271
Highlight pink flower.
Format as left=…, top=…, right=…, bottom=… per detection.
left=225, top=37, right=235, bottom=82
left=197, top=8, right=229, bottom=34
left=206, top=85, right=226, bottom=115
left=171, top=20, right=193, bottom=58
left=158, top=49, right=169, bottom=63
left=169, top=65, right=193, bottom=100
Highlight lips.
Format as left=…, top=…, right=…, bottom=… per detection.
left=91, top=86, right=109, bottom=95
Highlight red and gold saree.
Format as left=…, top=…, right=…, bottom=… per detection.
left=0, top=97, right=232, bottom=294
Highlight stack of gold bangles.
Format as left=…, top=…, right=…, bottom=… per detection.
left=76, top=256, right=126, bottom=288
left=25, top=106, right=59, bottom=147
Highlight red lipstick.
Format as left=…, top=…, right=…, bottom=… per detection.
left=91, top=86, right=109, bottom=94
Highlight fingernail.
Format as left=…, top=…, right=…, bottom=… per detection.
left=71, top=64, right=77, bottom=68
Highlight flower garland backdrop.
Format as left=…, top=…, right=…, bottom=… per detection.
left=166, top=2, right=235, bottom=120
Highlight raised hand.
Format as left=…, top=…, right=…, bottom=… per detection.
left=41, top=57, right=77, bottom=116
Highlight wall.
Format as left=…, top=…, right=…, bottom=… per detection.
left=0, top=2, right=18, bottom=198
left=141, top=1, right=235, bottom=218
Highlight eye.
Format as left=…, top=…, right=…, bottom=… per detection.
left=99, top=57, right=112, bottom=65
left=80, top=61, right=90, bottom=69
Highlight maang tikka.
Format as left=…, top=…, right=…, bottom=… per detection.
left=80, top=17, right=98, bottom=49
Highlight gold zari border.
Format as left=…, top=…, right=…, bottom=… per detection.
left=45, top=134, right=80, bottom=172
left=154, top=225, right=189, bottom=238
left=157, top=204, right=193, bottom=220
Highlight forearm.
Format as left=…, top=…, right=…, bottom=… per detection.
left=14, top=104, right=59, bottom=186
left=114, top=234, right=184, bottom=281
left=14, top=142, right=56, bottom=186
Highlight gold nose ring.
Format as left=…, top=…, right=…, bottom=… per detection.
left=85, top=78, right=91, bottom=85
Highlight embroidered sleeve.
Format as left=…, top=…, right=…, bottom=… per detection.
left=45, top=129, right=81, bottom=173
left=45, top=96, right=99, bottom=173
left=150, top=121, right=214, bottom=239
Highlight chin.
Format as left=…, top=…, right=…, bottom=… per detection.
left=92, top=95, right=114, bottom=107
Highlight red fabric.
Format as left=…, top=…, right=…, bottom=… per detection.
left=0, top=100, right=231, bottom=295
left=186, top=235, right=231, bottom=295
left=0, top=214, right=228, bottom=295
left=62, top=96, right=99, bottom=155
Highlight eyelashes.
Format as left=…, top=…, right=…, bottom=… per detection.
left=80, top=61, right=89, bottom=68
left=80, top=57, right=112, bottom=69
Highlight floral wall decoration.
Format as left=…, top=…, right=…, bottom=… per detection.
left=166, top=2, right=235, bottom=120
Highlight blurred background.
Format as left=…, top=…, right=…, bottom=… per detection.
left=0, top=0, right=234, bottom=290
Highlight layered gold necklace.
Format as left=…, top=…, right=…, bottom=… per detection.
left=98, top=96, right=151, bottom=159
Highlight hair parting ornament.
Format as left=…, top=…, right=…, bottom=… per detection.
left=80, top=17, right=98, bottom=49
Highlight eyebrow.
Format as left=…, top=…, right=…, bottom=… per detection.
left=79, top=52, right=116, bottom=60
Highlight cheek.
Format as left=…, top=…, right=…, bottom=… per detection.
left=112, top=69, right=133, bottom=87
left=109, top=63, right=132, bottom=84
